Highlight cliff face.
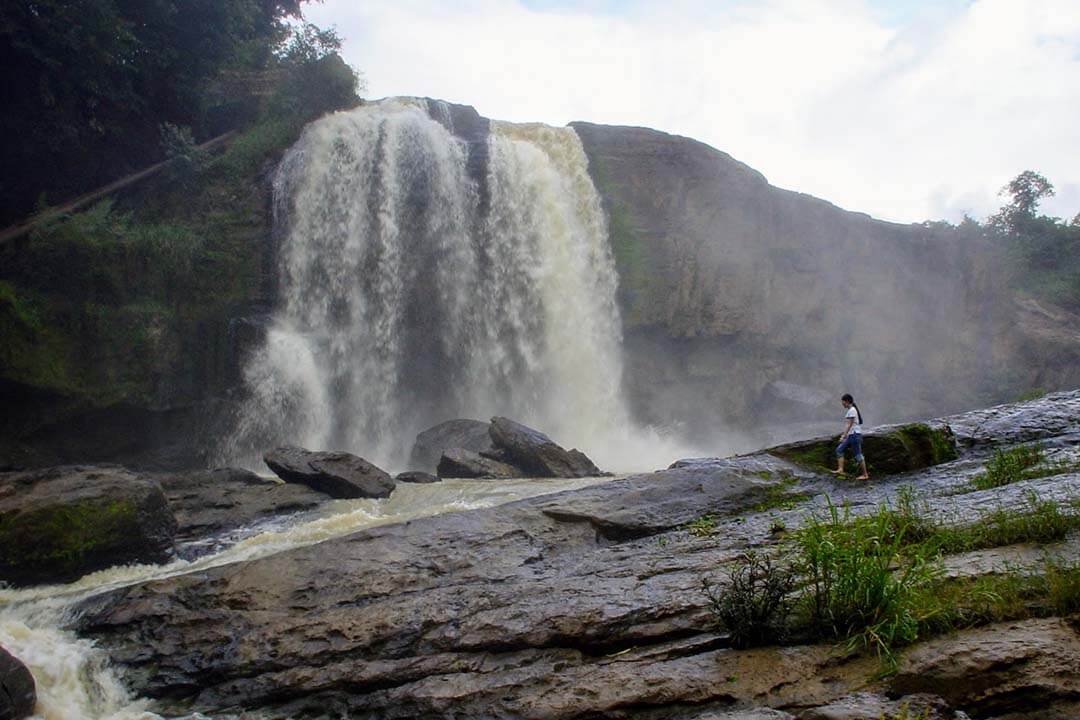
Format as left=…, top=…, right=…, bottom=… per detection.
left=1, top=103, right=1076, bottom=468
left=572, top=121, right=1070, bottom=443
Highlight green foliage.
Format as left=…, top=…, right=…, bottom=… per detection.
left=1045, top=558, right=1080, bottom=615
left=1015, top=387, right=1047, bottom=402
left=0, top=498, right=138, bottom=576
left=703, top=551, right=796, bottom=648
left=930, top=494, right=1077, bottom=554
left=794, top=500, right=941, bottom=668
left=697, top=487, right=1080, bottom=673
left=752, top=476, right=812, bottom=512
left=685, top=514, right=718, bottom=537
left=983, top=171, right=1080, bottom=309
left=970, top=444, right=1043, bottom=491
left=213, top=116, right=305, bottom=179
left=0, top=0, right=356, bottom=225
left=160, top=123, right=209, bottom=186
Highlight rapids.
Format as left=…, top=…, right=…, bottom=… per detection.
left=0, top=475, right=612, bottom=719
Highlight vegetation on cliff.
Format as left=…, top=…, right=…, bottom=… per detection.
left=0, top=2, right=363, bottom=463
left=0, top=0, right=360, bottom=225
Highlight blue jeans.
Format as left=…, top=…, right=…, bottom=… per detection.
left=836, top=433, right=864, bottom=463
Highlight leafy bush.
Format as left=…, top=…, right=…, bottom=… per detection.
left=160, top=123, right=209, bottom=186
left=703, top=551, right=796, bottom=648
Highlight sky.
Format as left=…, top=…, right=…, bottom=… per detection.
left=303, top=0, right=1080, bottom=224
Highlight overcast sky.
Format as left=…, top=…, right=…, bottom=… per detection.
left=303, top=0, right=1080, bottom=224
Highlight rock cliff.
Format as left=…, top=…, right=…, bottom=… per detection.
left=571, top=121, right=1080, bottom=443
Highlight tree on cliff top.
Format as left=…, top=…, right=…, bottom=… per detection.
left=0, top=0, right=358, bottom=226
left=988, top=171, right=1080, bottom=309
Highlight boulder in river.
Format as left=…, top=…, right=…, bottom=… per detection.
left=488, top=416, right=604, bottom=477
left=410, top=419, right=494, bottom=472
left=436, top=448, right=521, bottom=479
left=395, top=471, right=439, bottom=484
left=264, top=447, right=395, bottom=499
left=154, top=467, right=329, bottom=542
left=0, top=465, right=176, bottom=587
left=0, top=646, right=36, bottom=720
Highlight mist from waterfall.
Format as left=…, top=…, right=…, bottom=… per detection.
left=223, top=100, right=691, bottom=472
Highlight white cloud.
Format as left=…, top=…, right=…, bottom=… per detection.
left=304, top=0, right=1080, bottom=223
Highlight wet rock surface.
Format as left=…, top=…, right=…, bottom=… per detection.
left=0, top=645, right=36, bottom=720
left=72, top=391, right=1080, bottom=719
left=264, top=447, right=395, bottom=499
left=488, top=416, right=604, bottom=477
left=891, top=617, right=1080, bottom=718
left=436, top=447, right=521, bottom=479
left=395, top=470, right=439, bottom=484
left=155, top=467, right=329, bottom=543
left=411, top=419, right=495, bottom=473
left=0, top=465, right=176, bottom=587
left=766, top=421, right=957, bottom=475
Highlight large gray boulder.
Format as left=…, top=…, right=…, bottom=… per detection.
left=0, top=465, right=177, bottom=587
left=0, top=646, right=36, bottom=720
left=411, top=419, right=494, bottom=472
left=155, top=467, right=329, bottom=542
left=488, top=416, right=603, bottom=477
left=436, top=448, right=521, bottom=479
left=264, top=448, right=394, bottom=499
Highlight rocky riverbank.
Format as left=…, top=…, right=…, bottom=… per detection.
left=50, top=390, right=1079, bottom=719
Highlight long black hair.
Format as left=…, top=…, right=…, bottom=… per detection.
left=841, top=393, right=863, bottom=425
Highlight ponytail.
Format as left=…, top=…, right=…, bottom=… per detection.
left=841, top=393, right=863, bottom=425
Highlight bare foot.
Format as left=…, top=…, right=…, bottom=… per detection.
left=829, top=469, right=845, bottom=475
left=855, top=474, right=870, bottom=481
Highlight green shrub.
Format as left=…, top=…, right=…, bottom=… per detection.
left=703, top=551, right=796, bottom=648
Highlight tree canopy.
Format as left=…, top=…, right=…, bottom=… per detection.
left=0, top=0, right=358, bottom=225
left=986, top=171, right=1080, bottom=308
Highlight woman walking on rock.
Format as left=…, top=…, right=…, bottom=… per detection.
left=832, top=393, right=869, bottom=480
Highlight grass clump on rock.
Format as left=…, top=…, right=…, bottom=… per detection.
left=703, top=489, right=1080, bottom=673
left=793, top=500, right=941, bottom=668
left=970, top=444, right=1043, bottom=490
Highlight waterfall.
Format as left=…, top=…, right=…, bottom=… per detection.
left=224, top=100, right=671, bottom=472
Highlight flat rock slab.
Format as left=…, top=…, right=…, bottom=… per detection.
left=0, top=465, right=176, bottom=587
left=890, top=617, right=1080, bottom=717
left=264, top=447, right=394, bottom=499
left=942, top=389, right=1080, bottom=447
left=155, top=467, right=329, bottom=542
left=536, top=463, right=776, bottom=540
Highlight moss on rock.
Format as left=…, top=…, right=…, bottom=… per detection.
left=0, top=466, right=177, bottom=586
left=767, top=422, right=957, bottom=476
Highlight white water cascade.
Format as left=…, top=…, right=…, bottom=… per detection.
left=224, top=100, right=675, bottom=471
